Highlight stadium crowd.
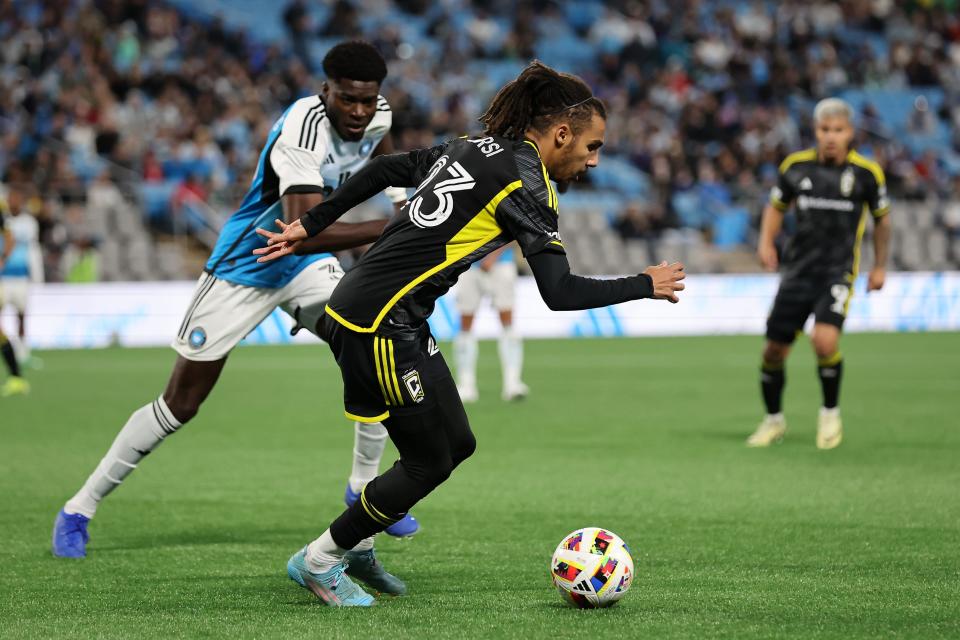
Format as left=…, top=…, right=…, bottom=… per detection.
left=1, top=0, right=959, bottom=280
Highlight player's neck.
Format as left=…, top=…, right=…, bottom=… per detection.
left=817, top=147, right=850, bottom=166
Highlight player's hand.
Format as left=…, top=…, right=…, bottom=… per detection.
left=868, top=267, right=886, bottom=292
left=757, top=242, right=778, bottom=271
left=643, top=261, right=685, bottom=303
left=254, top=219, right=308, bottom=263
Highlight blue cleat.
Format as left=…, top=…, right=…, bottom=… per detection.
left=345, top=549, right=407, bottom=596
left=345, top=484, right=420, bottom=538
left=287, top=547, right=374, bottom=607
left=52, top=509, right=90, bottom=558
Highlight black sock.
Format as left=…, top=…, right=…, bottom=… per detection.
left=817, top=353, right=843, bottom=409
left=1, top=339, right=20, bottom=377
left=761, top=359, right=785, bottom=414
left=329, top=480, right=404, bottom=549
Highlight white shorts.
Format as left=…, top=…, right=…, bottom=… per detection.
left=456, top=262, right=518, bottom=315
left=0, top=278, right=29, bottom=313
left=172, top=257, right=343, bottom=361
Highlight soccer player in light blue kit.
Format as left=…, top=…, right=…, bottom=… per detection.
left=52, top=42, right=415, bottom=596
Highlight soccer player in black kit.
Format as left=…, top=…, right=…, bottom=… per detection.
left=747, top=98, right=891, bottom=450
left=255, top=61, right=686, bottom=606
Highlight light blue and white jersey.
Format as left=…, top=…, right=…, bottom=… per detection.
left=0, top=212, right=41, bottom=280
left=205, top=94, right=392, bottom=288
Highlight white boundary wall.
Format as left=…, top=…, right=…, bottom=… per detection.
left=3, top=272, right=958, bottom=350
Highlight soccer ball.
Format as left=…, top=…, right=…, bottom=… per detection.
left=550, top=527, right=634, bottom=608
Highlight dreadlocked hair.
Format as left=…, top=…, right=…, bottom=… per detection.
left=479, top=61, right=605, bottom=140
left=322, top=40, right=388, bottom=83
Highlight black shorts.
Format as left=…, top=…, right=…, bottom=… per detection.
left=320, top=315, right=452, bottom=423
left=765, top=276, right=853, bottom=344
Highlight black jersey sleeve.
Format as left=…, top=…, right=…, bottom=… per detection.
left=866, top=168, right=890, bottom=218
left=770, top=166, right=795, bottom=212
left=527, top=252, right=654, bottom=311
left=495, top=186, right=566, bottom=258
left=300, top=144, right=446, bottom=236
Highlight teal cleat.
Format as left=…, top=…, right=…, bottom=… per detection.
left=286, top=547, right=375, bottom=607
left=345, top=549, right=407, bottom=596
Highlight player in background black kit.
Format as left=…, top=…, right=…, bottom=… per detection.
left=256, top=61, right=686, bottom=606
left=747, top=98, right=891, bottom=450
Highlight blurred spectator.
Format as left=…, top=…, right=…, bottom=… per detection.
left=0, top=0, right=958, bottom=279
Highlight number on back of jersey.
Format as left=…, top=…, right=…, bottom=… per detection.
left=408, top=155, right=476, bottom=228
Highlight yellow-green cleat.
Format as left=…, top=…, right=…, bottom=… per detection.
left=1, top=376, right=29, bottom=397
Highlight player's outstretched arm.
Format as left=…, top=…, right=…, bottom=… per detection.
left=527, top=251, right=684, bottom=311
left=254, top=219, right=389, bottom=262
left=298, top=151, right=429, bottom=236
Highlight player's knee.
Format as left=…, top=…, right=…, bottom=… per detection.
left=450, top=431, right=477, bottom=468
left=762, top=342, right=788, bottom=365
left=812, top=338, right=838, bottom=360
left=421, top=454, right=456, bottom=488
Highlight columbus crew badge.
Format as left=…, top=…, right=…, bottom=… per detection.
left=840, top=168, right=855, bottom=197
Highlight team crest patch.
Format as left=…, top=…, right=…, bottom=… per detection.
left=402, top=370, right=425, bottom=403
left=840, top=168, right=855, bottom=197
left=188, top=327, right=207, bottom=348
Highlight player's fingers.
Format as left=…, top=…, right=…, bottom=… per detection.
left=275, top=219, right=287, bottom=230
left=256, top=246, right=288, bottom=263
left=674, top=282, right=685, bottom=291
left=255, top=227, right=275, bottom=240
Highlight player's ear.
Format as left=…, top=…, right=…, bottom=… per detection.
left=321, top=81, right=330, bottom=99
left=554, top=123, right=571, bottom=149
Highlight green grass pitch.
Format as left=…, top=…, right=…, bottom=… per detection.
left=2, top=333, right=958, bottom=639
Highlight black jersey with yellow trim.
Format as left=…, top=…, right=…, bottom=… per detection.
left=324, top=135, right=565, bottom=337
left=769, top=148, right=889, bottom=281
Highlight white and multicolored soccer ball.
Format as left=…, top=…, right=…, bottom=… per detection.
left=550, top=527, right=634, bottom=608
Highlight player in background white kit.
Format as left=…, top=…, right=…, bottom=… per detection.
left=0, top=205, right=28, bottom=396
left=0, top=185, right=43, bottom=366
left=454, top=243, right=529, bottom=402
left=52, top=42, right=413, bottom=594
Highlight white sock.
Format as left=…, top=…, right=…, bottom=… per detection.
left=353, top=536, right=375, bottom=552
left=306, top=529, right=348, bottom=572
left=820, top=407, right=840, bottom=418
left=9, top=335, right=28, bottom=363
left=454, top=331, right=478, bottom=390
left=767, top=412, right=785, bottom=421
left=498, top=327, right=523, bottom=389
left=348, top=422, right=387, bottom=494
left=64, top=396, right=182, bottom=519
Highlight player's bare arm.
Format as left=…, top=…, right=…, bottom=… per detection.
left=869, top=213, right=891, bottom=292
left=757, top=204, right=783, bottom=271
left=254, top=192, right=388, bottom=261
